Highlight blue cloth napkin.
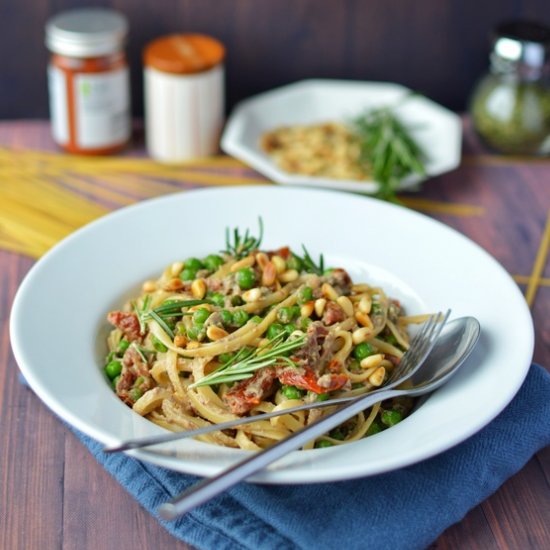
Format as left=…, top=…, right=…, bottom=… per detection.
left=28, top=364, right=550, bottom=550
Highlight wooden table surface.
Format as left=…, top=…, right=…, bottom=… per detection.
left=1, top=119, right=549, bottom=550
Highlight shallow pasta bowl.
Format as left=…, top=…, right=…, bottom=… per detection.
left=221, top=79, right=462, bottom=193
left=10, top=186, right=533, bottom=483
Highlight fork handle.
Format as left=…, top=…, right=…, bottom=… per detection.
left=158, top=387, right=400, bottom=520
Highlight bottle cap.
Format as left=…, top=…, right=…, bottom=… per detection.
left=144, top=34, right=225, bottom=74
left=491, top=20, right=550, bottom=77
left=46, top=8, right=128, bottom=58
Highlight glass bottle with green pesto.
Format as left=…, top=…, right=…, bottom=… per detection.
left=470, top=21, right=550, bottom=155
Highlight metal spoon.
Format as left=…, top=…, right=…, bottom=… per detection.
left=157, top=315, right=480, bottom=520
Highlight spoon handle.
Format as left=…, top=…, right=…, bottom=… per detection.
left=158, top=387, right=400, bottom=520
left=105, top=394, right=361, bottom=453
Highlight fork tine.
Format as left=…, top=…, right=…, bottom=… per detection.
left=387, top=310, right=450, bottom=386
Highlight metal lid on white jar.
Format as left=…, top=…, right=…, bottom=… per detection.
left=491, top=20, right=550, bottom=77
left=45, top=8, right=128, bottom=58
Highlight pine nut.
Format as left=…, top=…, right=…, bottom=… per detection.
left=261, top=261, right=277, bottom=286
left=314, top=298, right=327, bottom=317
left=368, top=366, right=386, bottom=387
left=321, top=283, right=338, bottom=301
left=358, top=295, right=372, bottom=314
left=163, top=278, right=184, bottom=291
left=352, top=284, right=371, bottom=293
left=356, top=311, right=374, bottom=329
left=170, top=261, right=184, bottom=277
left=230, top=255, right=255, bottom=272
left=206, top=325, right=229, bottom=341
left=360, top=354, right=384, bottom=370
left=142, top=280, right=156, bottom=293
left=242, top=288, right=262, bottom=302
left=174, top=334, right=187, bottom=347
left=352, top=326, right=373, bottom=344
left=300, top=301, right=314, bottom=318
left=337, top=295, right=354, bottom=317
left=255, top=252, right=269, bottom=269
left=271, top=255, right=286, bottom=274
left=189, top=303, right=212, bottom=312
left=279, top=269, right=299, bottom=283
left=191, top=278, right=207, bottom=299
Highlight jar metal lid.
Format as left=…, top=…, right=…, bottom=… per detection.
left=144, top=34, right=225, bottom=74
left=45, top=8, right=128, bottom=58
left=491, top=20, right=550, bottom=74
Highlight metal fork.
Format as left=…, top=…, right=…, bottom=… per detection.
left=105, top=310, right=449, bottom=454
left=155, top=310, right=449, bottom=520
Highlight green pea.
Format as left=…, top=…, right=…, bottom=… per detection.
left=203, top=254, right=224, bottom=272
left=284, top=324, right=295, bottom=338
left=219, top=310, right=233, bottom=326
left=354, top=342, right=375, bottom=361
left=348, top=358, right=361, bottom=372
left=315, top=440, right=333, bottom=448
left=310, top=392, right=329, bottom=402
left=286, top=254, right=303, bottom=272
left=151, top=335, right=168, bottom=353
left=187, top=325, right=203, bottom=341
left=193, top=307, right=210, bottom=325
left=180, top=268, right=197, bottom=281
left=281, top=385, right=304, bottom=400
left=117, top=339, right=130, bottom=353
left=236, top=267, right=256, bottom=290
left=130, top=388, right=143, bottom=402
left=366, top=421, right=383, bottom=436
left=277, top=306, right=296, bottom=324
left=184, top=257, right=204, bottom=271
left=381, top=409, right=403, bottom=427
left=232, top=310, right=249, bottom=327
left=267, top=323, right=285, bottom=339
left=209, top=292, right=225, bottom=307
left=298, top=286, right=313, bottom=304
left=231, top=295, right=244, bottom=306
left=111, top=375, right=120, bottom=390
left=300, top=317, right=312, bottom=330
left=104, top=360, right=122, bottom=380
left=329, top=428, right=345, bottom=441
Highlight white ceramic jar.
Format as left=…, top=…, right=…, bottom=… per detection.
left=143, top=34, right=225, bottom=162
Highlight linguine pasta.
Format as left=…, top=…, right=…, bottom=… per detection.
left=104, top=224, right=422, bottom=450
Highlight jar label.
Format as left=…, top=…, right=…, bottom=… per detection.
left=74, top=68, right=130, bottom=148
left=48, top=65, right=70, bottom=145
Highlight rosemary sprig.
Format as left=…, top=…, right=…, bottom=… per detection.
left=189, top=333, right=306, bottom=389
left=353, top=101, right=427, bottom=202
left=136, top=298, right=212, bottom=340
left=223, top=217, right=264, bottom=259
left=300, top=245, right=324, bottom=276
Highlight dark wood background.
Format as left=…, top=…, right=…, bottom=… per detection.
left=1, top=0, right=550, bottom=119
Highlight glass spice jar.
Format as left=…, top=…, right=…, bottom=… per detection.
left=45, top=8, right=131, bottom=155
left=470, top=20, right=550, bottom=155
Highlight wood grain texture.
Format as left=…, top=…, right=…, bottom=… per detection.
left=1, top=0, right=550, bottom=118
left=1, top=119, right=550, bottom=549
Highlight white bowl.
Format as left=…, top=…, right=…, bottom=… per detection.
left=221, top=79, right=462, bottom=194
left=10, top=186, right=533, bottom=484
